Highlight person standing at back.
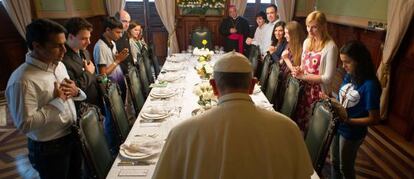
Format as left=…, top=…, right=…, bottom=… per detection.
left=93, top=16, right=129, bottom=155
left=330, top=41, right=381, bottom=179
left=268, top=21, right=288, bottom=62
left=219, top=5, right=250, bottom=54
left=153, top=52, right=313, bottom=179
left=6, top=19, right=86, bottom=178
left=245, top=11, right=269, bottom=56
left=62, top=17, right=104, bottom=112
left=94, top=16, right=129, bottom=102
left=262, top=4, right=280, bottom=55
left=292, top=11, right=338, bottom=134
left=115, top=10, right=133, bottom=73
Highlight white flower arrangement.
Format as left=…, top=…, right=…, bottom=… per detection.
left=193, top=82, right=217, bottom=108
left=195, top=61, right=213, bottom=79
left=178, top=0, right=225, bottom=9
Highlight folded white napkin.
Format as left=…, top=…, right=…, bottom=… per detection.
left=121, top=138, right=163, bottom=156
left=144, top=105, right=168, bottom=115
left=152, top=88, right=174, bottom=95
left=158, top=74, right=180, bottom=82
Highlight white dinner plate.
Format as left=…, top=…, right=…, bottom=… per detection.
left=141, top=112, right=170, bottom=120
left=158, top=74, right=181, bottom=82
left=163, top=65, right=183, bottom=71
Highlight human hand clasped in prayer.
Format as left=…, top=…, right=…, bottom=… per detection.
left=54, top=81, right=68, bottom=101
left=291, top=67, right=304, bottom=79
left=60, top=78, right=79, bottom=99
left=268, top=46, right=276, bottom=54
left=245, top=37, right=253, bottom=45
left=83, top=59, right=95, bottom=74
left=115, top=48, right=129, bottom=63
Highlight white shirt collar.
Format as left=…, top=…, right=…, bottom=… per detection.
left=25, top=52, right=57, bottom=73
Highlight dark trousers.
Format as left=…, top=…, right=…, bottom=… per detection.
left=27, top=131, right=82, bottom=179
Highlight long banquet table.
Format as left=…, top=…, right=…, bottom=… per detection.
left=106, top=53, right=318, bottom=178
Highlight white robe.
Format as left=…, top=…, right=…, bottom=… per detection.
left=153, top=93, right=314, bottom=179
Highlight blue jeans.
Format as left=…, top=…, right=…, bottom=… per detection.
left=27, top=131, right=81, bottom=179
left=330, top=133, right=364, bottom=179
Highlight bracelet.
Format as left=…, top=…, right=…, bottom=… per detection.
left=113, top=61, right=118, bottom=66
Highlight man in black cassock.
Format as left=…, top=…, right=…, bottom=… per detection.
left=219, top=5, right=250, bottom=55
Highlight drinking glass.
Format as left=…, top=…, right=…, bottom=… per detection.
left=187, top=45, right=193, bottom=53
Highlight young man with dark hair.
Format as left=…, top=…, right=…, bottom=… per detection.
left=6, top=18, right=86, bottom=178
left=93, top=16, right=129, bottom=155
left=93, top=16, right=129, bottom=101
left=62, top=17, right=103, bottom=112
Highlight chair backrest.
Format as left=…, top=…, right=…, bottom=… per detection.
left=141, top=47, right=155, bottom=83
left=78, top=104, right=113, bottom=179
left=136, top=55, right=151, bottom=97
left=305, top=99, right=339, bottom=175
left=104, top=82, right=130, bottom=142
left=125, top=65, right=145, bottom=117
left=264, top=62, right=280, bottom=103
left=248, top=45, right=260, bottom=75
left=259, top=54, right=272, bottom=91
left=148, top=43, right=161, bottom=77
left=190, top=27, right=213, bottom=49
left=279, top=76, right=302, bottom=117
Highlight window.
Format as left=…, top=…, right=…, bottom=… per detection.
left=247, top=0, right=256, bottom=3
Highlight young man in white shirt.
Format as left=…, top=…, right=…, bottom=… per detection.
left=6, top=19, right=86, bottom=178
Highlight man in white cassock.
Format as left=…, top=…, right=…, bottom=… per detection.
left=153, top=52, right=314, bottom=179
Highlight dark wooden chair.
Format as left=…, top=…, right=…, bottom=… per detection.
left=305, top=99, right=340, bottom=175
left=78, top=104, right=113, bottom=179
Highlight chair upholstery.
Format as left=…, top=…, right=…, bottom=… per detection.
left=279, top=76, right=302, bottom=117
left=136, top=55, right=151, bottom=97
left=190, top=27, right=213, bottom=49
left=78, top=104, right=113, bottom=179
left=141, top=47, right=155, bottom=83
left=248, top=45, right=260, bottom=75
left=104, top=82, right=130, bottom=143
left=264, top=62, right=280, bottom=103
left=125, top=65, right=145, bottom=117
left=148, top=43, right=161, bottom=77
left=259, top=54, right=272, bottom=91
left=305, top=99, right=340, bottom=175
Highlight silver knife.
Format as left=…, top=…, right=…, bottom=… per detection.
left=118, top=161, right=152, bottom=166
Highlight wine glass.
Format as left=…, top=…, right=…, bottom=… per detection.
left=187, top=45, right=193, bottom=54
left=214, top=45, right=219, bottom=54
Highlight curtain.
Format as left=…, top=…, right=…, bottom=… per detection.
left=105, top=0, right=125, bottom=16
left=376, top=0, right=414, bottom=119
left=155, top=0, right=179, bottom=53
left=277, top=0, right=296, bottom=22
left=2, top=0, right=31, bottom=39
left=230, top=0, right=248, bottom=16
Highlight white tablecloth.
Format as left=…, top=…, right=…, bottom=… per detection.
left=106, top=53, right=318, bottom=179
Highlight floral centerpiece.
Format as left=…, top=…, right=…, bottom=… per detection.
left=197, top=54, right=211, bottom=62
left=195, top=61, right=213, bottom=79
left=177, top=0, right=225, bottom=15
left=193, top=82, right=217, bottom=109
